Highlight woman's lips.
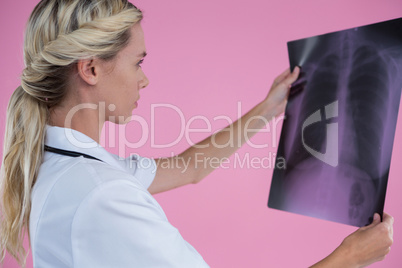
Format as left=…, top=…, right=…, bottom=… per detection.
left=134, top=96, right=140, bottom=107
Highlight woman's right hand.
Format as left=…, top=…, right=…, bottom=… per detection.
left=311, top=212, right=394, bottom=268
left=340, top=212, right=394, bottom=267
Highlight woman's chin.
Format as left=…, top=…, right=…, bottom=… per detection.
left=107, top=114, right=133, bottom=125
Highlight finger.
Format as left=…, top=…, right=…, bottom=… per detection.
left=383, top=212, right=394, bottom=225
left=363, top=213, right=381, bottom=230
left=386, top=214, right=394, bottom=238
left=361, top=213, right=381, bottom=230
left=273, top=68, right=291, bottom=87
left=382, top=212, right=394, bottom=238
left=373, top=213, right=381, bottom=224
left=281, top=66, right=301, bottom=88
left=289, top=80, right=307, bottom=97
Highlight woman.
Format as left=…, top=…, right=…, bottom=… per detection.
left=0, top=0, right=393, bottom=267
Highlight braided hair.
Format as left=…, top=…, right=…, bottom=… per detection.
left=0, top=1, right=143, bottom=266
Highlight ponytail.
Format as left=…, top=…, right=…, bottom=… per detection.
left=0, top=0, right=143, bottom=266
left=0, top=86, right=48, bottom=266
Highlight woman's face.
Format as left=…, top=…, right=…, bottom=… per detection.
left=98, top=23, right=149, bottom=124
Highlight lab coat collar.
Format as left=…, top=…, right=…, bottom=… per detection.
left=44, top=125, right=126, bottom=172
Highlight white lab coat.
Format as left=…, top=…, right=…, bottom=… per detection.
left=29, top=125, right=209, bottom=267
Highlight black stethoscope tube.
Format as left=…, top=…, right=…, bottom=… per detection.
left=44, top=145, right=103, bottom=162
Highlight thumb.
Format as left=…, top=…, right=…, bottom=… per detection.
left=369, top=213, right=381, bottom=227
left=358, top=213, right=381, bottom=231
left=360, top=212, right=381, bottom=230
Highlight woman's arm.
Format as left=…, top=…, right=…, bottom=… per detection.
left=310, top=213, right=394, bottom=268
left=148, top=67, right=300, bottom=194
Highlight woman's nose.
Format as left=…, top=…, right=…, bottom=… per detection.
left=140, top=70, right=149, bottom=89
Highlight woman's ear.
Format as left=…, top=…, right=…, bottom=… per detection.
left=77, top=58, right=99, bottom=86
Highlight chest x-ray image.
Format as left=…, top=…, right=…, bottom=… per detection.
left=268, top=18, right=402, bottom=227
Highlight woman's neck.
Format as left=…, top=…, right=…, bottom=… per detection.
left=49, top=102, right=104, bottom=144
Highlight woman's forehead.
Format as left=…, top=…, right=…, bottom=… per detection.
left=125, top=24, right=146, bottom=56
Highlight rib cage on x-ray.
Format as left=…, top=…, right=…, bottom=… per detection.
left=268, top=18, right=402, bottom=227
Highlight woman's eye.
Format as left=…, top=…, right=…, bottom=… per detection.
left=137, top=59, right=144, bottom=68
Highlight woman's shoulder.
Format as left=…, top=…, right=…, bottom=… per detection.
left=34, top=155, right=149, bottom=205
left=30, top=155, right=157, bottom=266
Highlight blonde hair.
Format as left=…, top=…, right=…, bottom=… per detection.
left=0, top=0, right=143, bottom=266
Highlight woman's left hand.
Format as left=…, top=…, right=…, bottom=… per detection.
left=263, top=66, right=301, bottom=117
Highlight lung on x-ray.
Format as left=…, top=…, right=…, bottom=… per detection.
left=268, top=18, right=402, bottom=227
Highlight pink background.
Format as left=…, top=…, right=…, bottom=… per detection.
left=1, top=0, right=401, bottom=267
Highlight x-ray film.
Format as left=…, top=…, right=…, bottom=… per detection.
left=268, top=18, right=402, bottom=227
